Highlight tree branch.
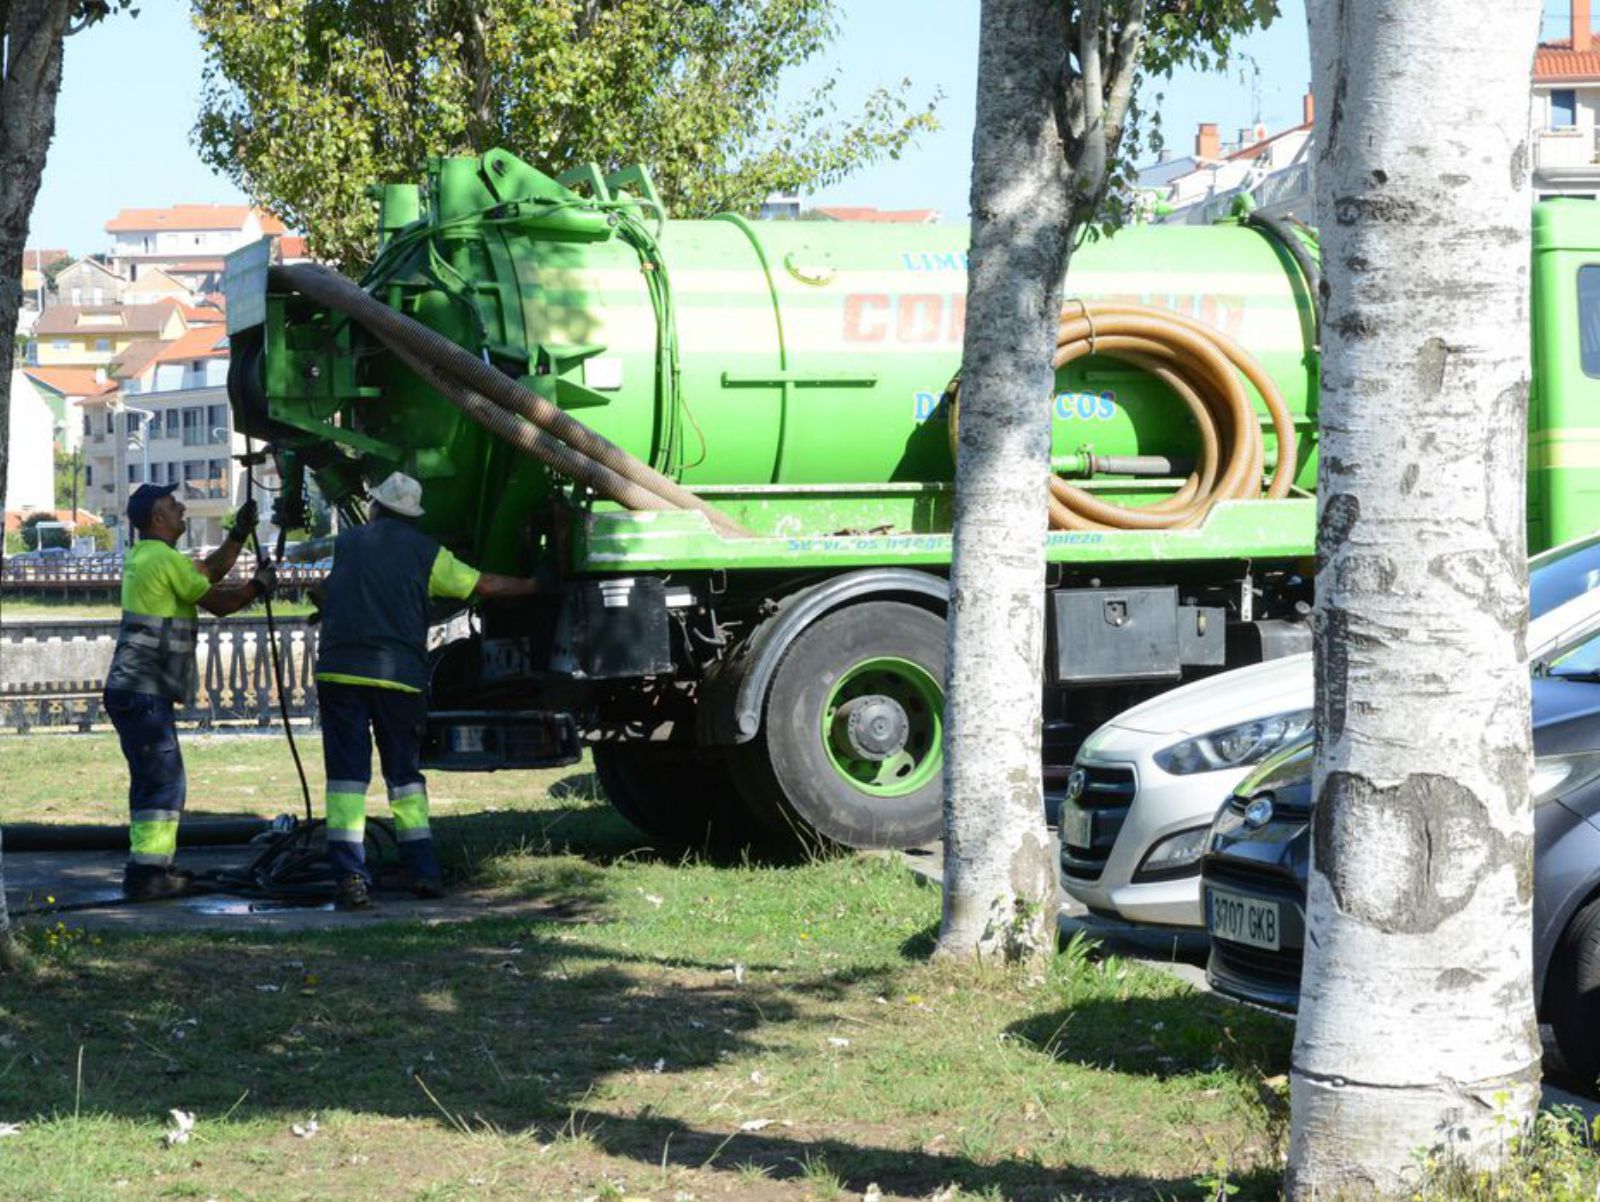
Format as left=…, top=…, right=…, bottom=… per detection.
left=1103, top=0, right=1148, bottom=150
left=1073, top=0, right=1106, bottom=207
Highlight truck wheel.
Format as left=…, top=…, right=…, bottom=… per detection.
left=733, top=601, right=946, bottom=850
left=1549, top=896, right=1600, bottom=1088
left=592, top=744, right=762, bottom=853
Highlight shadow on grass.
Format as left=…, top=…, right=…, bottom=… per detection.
left=546, top=1105, right=1286, bottom=1202
left=1007, top=990, right=1293, bottom=1083
left=0, top=919, right=1286, bottom=1201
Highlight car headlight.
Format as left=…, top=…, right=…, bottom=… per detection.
left=1153, top=710, right=1312, bottom=776
left=1531, top=751, right=1600, bottom=805
left=1132, top=824, right=1210, bottom=881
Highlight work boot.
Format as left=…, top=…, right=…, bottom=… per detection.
left=334, top=874, right=372, bottom=911
left=409, top=876, right=447, bottom=900
left=122, top=863, right=195, bottom=902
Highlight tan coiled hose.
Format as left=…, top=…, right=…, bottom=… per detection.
left=950, top=300, right=1298, bottom=531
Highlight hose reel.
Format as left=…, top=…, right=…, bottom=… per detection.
left=948, top=299, right=1299, bottom=531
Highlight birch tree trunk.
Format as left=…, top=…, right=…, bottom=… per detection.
left=937, top=0, right=1073, bottom=963
left=1290, top=2, right=1543, bottom=1193
left=0, top=0, right=76, bottom=969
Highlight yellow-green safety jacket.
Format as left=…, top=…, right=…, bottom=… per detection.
left=104, top=539, right=212, bottom=701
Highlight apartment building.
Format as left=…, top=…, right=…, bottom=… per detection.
left=31, top=302, right=187, bottom=368
left=105, top=204, right=286, bottom=294
left=79, top=326, right=278, bottom=548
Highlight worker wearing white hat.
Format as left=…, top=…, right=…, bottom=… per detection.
left=313, top=471, right=541, bottom=909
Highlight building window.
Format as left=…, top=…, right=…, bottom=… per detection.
left=84, top=464, right=93, bottom=487
left=104, top=412, right=114, bottom=436
left=82, top=413, right=90, bottom=436
left=71, top=287, right=81, bottom=305
left=94, top=338, right=111, bottom=352
left=182, top=407, right=204, bottom=446
left=167, top=462, right=180, bottom=486
left=92, top=287, right=104, bottom=305
left=209, top=404, right=229, bottom=441
left=53, top=339, right=70, bottom=352
left=1552, top=89, right=1578, bottom=129
left=182, top=461, right=205, bottom=496
left=127, top=462, right=140, bottom=483
left=208, top=459, right=229, bottom=498
left=1581, top=266, right=1600, bottom=376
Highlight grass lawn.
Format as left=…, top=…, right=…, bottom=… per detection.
left=1, top=735, right=1596, bottom=1201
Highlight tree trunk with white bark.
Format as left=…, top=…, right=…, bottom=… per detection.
left=1, top=1, right=76, bottom=969
left=1289, top=1, right=1543, bottom=1194
left=936, top=0, right=1074, bottom=963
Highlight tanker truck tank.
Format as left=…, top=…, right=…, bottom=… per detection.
left=225, top=148, right=1321, bottom=853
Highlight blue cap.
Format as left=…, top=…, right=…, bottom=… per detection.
left=127, top=482, right=179, bottom=530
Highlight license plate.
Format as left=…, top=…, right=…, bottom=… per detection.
left=1061, top=804, right=1093, bottom=849
left=1208, top=887, right=1280, bottom=950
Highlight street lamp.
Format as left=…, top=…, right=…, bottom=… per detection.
left=120, top=402, right=155, bottom=484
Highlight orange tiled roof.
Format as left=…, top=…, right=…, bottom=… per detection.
left=21, top=366, right=117, bottom=398
left=106, top=204, right=287, bottom=236
left=277, top=235, right=309, bottom=258
left=4, top=507, right=103, bottom=532
left=33, top=301, right=184, bottom=338
left=22, top=248, right=70, bottom=270
left=109, top=340, right=167, bottom=379
left=154, top=325, right=229, bottom=364
left=179, top=303, right=226, bottom=324
left=1537, top=36, right=1600, bottom=81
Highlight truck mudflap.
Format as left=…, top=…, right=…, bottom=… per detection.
left=422, top=710, right=582, bottom=771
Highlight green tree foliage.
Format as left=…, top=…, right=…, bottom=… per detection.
left=192, top=0, right=940, bottom=270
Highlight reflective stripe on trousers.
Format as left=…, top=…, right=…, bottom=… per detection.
left=104, top=688, right=188, bottom=867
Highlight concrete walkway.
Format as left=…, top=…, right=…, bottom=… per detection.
left=2, top=844, right=582, bottom=932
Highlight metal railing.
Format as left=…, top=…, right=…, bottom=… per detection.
left=1, top=553, right=330, bottom=593
left=1, top=615, right=321, bottom=732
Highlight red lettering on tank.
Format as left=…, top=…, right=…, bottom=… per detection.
left=897, top=294, right=944, bottom=343
left=843, top=294, right=891, bottom=342
left=946, top=293, right=966, bottom=342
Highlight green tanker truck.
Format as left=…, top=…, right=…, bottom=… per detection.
left=222, top=149, right=1593, bottom=851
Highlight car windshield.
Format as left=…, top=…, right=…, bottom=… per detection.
left=1546, top=618, right=1600, bottom=680
left=1530, top=533, right=1600, bottom=619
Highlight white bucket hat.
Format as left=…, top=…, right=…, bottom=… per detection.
left=369, top=471, right=425, bottom=518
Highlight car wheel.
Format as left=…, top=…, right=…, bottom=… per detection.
left=593, top=743, right=769, bottom=854
left=1549, top=895, right=1600, bottom=1088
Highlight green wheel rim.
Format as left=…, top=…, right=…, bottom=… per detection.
left=820, top=656, right=944, bottom=798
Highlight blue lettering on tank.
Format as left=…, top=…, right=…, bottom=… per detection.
left=1050, top=390, right=1119, bottom=421
left=902, top=251, right=970, bottom=272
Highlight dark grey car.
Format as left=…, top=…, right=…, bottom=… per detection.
left=1202, top=647, right=1600, bottom=1086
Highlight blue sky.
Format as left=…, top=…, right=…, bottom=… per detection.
left=30, top=0, right=1322, bottom=253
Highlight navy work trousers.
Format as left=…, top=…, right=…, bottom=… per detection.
left=103, top=687, right=186, bottom=867
left=318, top=681, right=440, bottom=885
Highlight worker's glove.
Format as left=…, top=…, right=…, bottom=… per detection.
left=228, top=499, right=259, bottom=544
left=251, top=561, right=278, bottom=599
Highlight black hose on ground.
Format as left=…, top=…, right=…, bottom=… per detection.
left=268, top=263, right=750, bottom=538
left=2, top=819, right=275, bottom=853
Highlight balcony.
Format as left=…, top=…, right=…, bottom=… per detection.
left=1534, top=128, right=1600, bottom=191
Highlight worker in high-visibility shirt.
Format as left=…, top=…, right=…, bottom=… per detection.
left=313, top=472, right=541, bottom=910
left=105, top=483, right=276, bottom=899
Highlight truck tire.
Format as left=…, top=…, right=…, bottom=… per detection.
left=732, top=601, right=946, bottom=850
left=592, top=744, right=763, bottom=853
left=1549, top=895, right=1600, bottom=1087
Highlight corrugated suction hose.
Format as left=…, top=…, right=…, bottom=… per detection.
left=950, top=300, right=1298, bottom=531
left=268, top=264, right=749, bottom=538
